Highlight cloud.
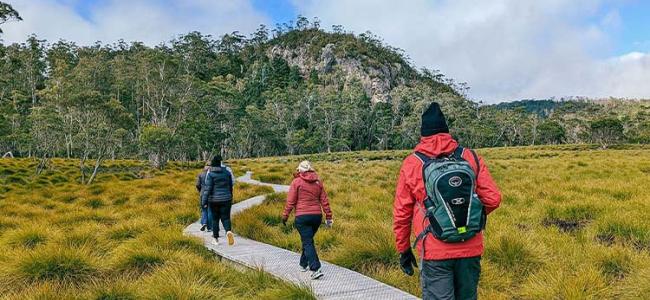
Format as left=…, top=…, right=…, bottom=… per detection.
left=2, top=0, right=648, bottom=102
left=294, top=0, right=650, bottom=102
left=2, top=0, right=269, bottom=45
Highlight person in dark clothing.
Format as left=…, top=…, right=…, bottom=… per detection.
left=196, top=164, right=212, bottom=232
left=203, top=155, right=235, bottom=246
left=282, top=160, right=333, bottom=280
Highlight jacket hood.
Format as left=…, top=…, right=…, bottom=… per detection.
left=297, top=171, right=319, bottom=182
left=414, top=133, right=458, bottom=158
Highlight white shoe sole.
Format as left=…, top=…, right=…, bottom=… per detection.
left=311, top=271, right=324, bottom=280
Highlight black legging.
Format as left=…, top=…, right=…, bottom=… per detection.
left=209, top=201, right=232, bottom=238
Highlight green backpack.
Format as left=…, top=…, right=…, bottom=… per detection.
left=413, top=147, right=486, bottom=245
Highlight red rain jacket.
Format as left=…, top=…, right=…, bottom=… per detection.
left=283, top=171, right=333, bottom=220
left=393, top=133, right=501, bottom=260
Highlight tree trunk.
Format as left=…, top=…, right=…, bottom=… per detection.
left=79, top=154, right=87, bottom=184
left=36, top=154, right=48, bottom=175
left=86, top=155, right=103, bottom=185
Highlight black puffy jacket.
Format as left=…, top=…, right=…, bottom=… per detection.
left=203, top=166, right=233, bottom=204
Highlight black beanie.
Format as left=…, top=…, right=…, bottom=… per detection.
left=420, top=102, right=449, bottom=137
left=210, top=155, right=222, bottom=167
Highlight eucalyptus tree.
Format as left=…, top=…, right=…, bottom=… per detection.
left=0, top=1, right=21, bottom=34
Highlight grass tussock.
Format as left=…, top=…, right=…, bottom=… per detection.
left=232, top=146, right=650, bottom=298
left=0, top=158, right=315, bottom=299
left=3, top=147, right=649, bottom=298
left=3, top=246, right=101, bottom=288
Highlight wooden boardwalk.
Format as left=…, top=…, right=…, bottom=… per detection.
left=184, top=172, right=419, bottom=300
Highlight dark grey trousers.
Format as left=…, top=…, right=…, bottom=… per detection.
left=420, top=256, right=481, bottom=300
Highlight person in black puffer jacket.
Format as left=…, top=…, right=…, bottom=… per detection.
left=202, top=155, right=235, bottom=246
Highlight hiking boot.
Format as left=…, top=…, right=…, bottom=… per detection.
left=299, top=265, right=308, bottom=272
left=200, top=224, right=207, bottom=231
left=311, top=268, right=324, bottom=280
left=212, top=238, right=219, bottom=246
left=226, top=231, right=235, bottom=246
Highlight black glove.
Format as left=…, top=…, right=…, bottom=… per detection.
left=399, top=249, right=418, bottom=276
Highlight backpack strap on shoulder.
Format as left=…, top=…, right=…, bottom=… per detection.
left=413, top=151, right=431, bottom=164
left=469, top=149, right=480, bottom=177
left=453, top=146, right=481, bottom=177
left=453, top=146, right=465, bottom=160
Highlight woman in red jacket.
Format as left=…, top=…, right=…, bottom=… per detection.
left=282, top=160, right=333, bottom=280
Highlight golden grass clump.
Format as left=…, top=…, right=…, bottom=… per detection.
left=232, top=145, right=650, bottom=298
left=0, top=157, right=316, bottom=299
left=0, top=245, right=101, bottom=289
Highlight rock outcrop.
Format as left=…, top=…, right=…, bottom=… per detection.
left=267, top=43, right=408, bottom=104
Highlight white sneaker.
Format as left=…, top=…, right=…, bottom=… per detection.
left=311, top=268, right=324, bottom=280
left=300, top=265, right=308, bottom=272
left=212, top=238, right=219, bottom=246
left=226, top=231, right=235, bottom=246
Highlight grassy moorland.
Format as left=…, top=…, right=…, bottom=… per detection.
left=0, top=159, right=310, bottom=299
left=231, top=145, right=650, bottom=299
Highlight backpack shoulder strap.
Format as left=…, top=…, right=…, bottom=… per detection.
left=468, top=149, right=481, bottom=177
left=455, top=146, right=481, bottom=177
left=413, top=151, right=431, bottom=164
left=453, top=146, right=465, bottom=160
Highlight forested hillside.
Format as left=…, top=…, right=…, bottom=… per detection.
left=1, top=16, right=649, bottom=171
left=486, top=98, right=650, bottom=146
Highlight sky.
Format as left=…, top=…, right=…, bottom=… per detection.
left=1, top=0, right=649, bottom=103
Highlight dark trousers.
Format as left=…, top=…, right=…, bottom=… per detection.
left=421, top=256, right=481, bottom=300
left=209, top=201, right=232, bottom=238
left=200, top=197, right=213, bottom=230
left=295, top=214, right=322, bottom=271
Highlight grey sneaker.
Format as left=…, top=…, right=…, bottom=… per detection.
left=311, top=268, right=324, bottom=280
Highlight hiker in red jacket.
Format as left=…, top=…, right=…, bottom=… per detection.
left=282, top=160, right=333, bottom=280
left=393, top=102, right=501, bottom=300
